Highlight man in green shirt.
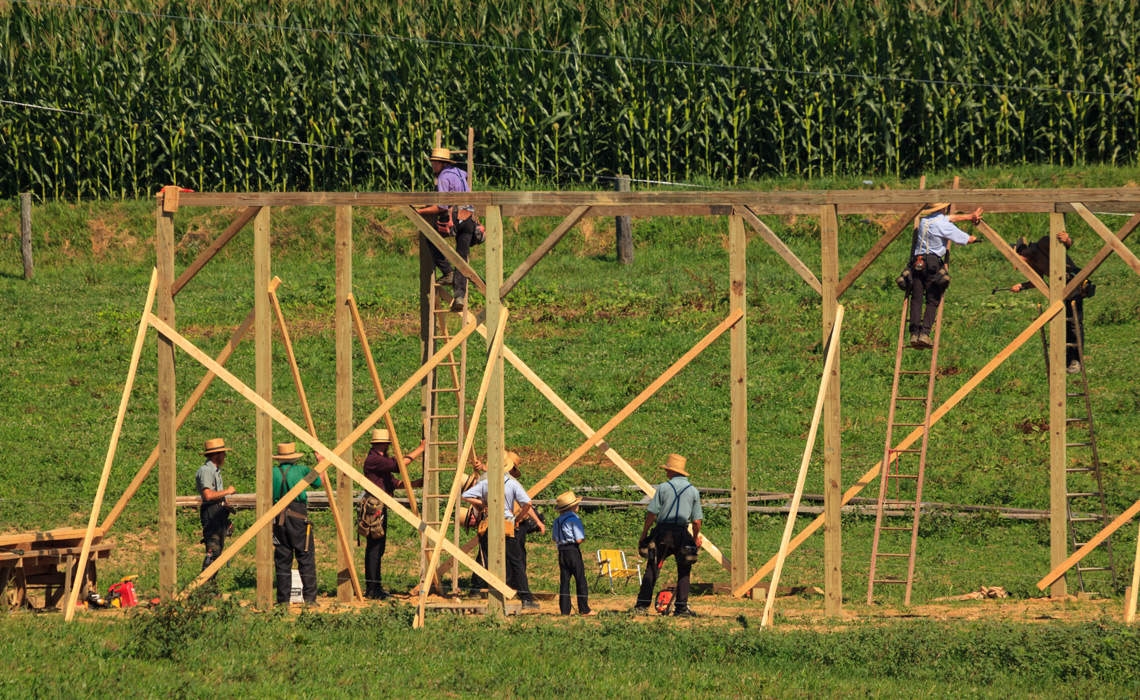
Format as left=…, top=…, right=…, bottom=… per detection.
left=635, top=454, right=703, bottom=617
left=271, top=442, right=322, bottom=606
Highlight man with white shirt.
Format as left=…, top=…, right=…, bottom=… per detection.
left=908, top=204, right=984, bottom=348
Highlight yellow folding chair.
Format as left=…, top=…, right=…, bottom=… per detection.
left=594, top=549, right=642, bottom=593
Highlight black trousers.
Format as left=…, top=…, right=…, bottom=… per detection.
left=363, top=510, right=388, bottom=597
left=200, top=502, right=229, bottom=576
left=1065, top=297, right=1085, bottom=366
left=636, top=527, right=694, bottom=610
left=505, top=533, right=533, bottom=603
left=273, top=505, right=317, bottom=604
left=908, top=254, right=945, bottom=335
left=428, top=216, right=476, bottom=300
left=557, top=544, right=591, bottom=615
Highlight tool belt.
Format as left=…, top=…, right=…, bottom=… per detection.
left=477, top=516, right=516, bottom=538
left=275, top=502, right=309, bottom=527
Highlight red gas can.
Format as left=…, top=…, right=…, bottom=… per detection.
left=108, top=578, right=138, bottom=608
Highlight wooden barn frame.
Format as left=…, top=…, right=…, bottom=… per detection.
left=64, top=185, right=1140, bottom=624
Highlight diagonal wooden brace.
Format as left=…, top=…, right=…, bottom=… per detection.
left=500, top=206, right=591, bottom=299
left=400, top=205, right=487, bottom=294
left=1062, top=213, right=1140, bottom=298
left=736, top=206, right=822, bottom=295
left=837, top=205, right=925, bottom=297
left=976, top=220, right=1049, bottom=296
left=1071, top=203, right=1140, bottom=280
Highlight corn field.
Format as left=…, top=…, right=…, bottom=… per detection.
left=1, top=0, right=1138, bottom=200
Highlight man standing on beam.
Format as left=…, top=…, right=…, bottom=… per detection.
left=416, top=148, right=481, bottom=313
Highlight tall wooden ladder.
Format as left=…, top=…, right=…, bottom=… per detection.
left=419, top=279, right=468, bottom=593
left=866, top=296, right=944, bottom=605
left=1039, top=301, right=1118, bottom=592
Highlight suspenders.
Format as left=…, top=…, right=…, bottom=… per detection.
left=661, top=482, right=691, bottom=526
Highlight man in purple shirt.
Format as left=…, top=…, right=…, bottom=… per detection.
left=416, top=148, right=480, bottom=313
left=361, top=429, right=425, bottom=599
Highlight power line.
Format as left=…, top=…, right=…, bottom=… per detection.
left=8, top=0, right=1132, bottom=100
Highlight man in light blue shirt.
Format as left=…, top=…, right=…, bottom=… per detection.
left=552, top=490, right=594, bottom=616
left=635, top=454, right=703, bottom=617
left=908, top=204, right=984, bottom=348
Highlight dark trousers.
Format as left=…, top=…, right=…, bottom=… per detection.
left=908, top=254, right=945, bottom=335
left=273, top=505, right=317, bottom=604
left=363, top=508, right=387, bottom=597
left=557, top=544, right=591, bottom=615
left=200, top=502, right=229, bottom=576
left=428, top=216, right=476, bottom=300
left=1065, top=297, right=1085, bottom=366
left=636, top=528, right=694, bottom=610
left=505, top=533, right=533, bottom=603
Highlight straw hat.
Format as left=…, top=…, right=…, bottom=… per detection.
left=919, top=203, right=951, bottom=217
left=555, top=490, right=582, bottom=512
left=371, top=428, right=390, bottom=443
left=203, top=438, right=233, bottom=456
left=661, top=453, right=689, bottom=477
left=428, top=147, right=454, bottom=164
left=272, top=442, right=303, bottom=461
left=505, top=451, right=522, bottom=474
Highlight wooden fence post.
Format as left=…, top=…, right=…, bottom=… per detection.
left=254, top=207, right=273, bottom=606
left=616, top=176, right=634, bottom=264
left=20, top=193, right=33, bottom=280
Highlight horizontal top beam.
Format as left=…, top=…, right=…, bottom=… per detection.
left=177, top=188, right=1140, bottom=214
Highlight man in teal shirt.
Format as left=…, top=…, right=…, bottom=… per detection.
left=635, top=454, right=703, bottom=617
left=271, top=442, right=322, bottom=605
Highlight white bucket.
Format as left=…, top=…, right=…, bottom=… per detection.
left=290, top=569, right=303, bottom=603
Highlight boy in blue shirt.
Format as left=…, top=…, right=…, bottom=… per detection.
left=552, top=490, right=595, bottom=616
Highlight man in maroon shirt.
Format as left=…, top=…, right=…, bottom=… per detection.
left=361, top=429, right=426, bottom=599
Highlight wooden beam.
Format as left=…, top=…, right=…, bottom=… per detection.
left=820, top=204, right=842, bottom=616
left=736, top=206, right=822, bottom=295
left=527, top=309, right=743, bottom=497
left=729, top=213, right=748, bottom=591
left=1037, top=497, right=1140, bottom=591
left=1127, top=521, right=1140, bottom=623
left=485, top=205, right=507, bottom=615
left=65, top=269, right=158, bottom=621
left=1071, top=203, right=1140, bottom=279
left=149, top=312, right=514, bottom=599
left=156, top=195, right=178, bottom=602
left=171, top=206, right=260, bottom=296
left=975, top=220, right=1049, bottom=296
left=400, top=205, right=487, bottom=294
left=334, top=205, right=354, bottom=603
left=836, top=205, right=925, bottom=297
left=499, top=206, right=591, bottom=299
left=253, top=206, right=273, bottom=606
left=735, top=300, right=1065, bottom=597
left=1049, top=213, right=1067, bottom=599
left=347, top=295, right=418, bottom=517
left=100, top=281, right=278, bottom=533
left=762, top=305, right=843, bottom=628
left=1061, top=213, right=1140, bottom=298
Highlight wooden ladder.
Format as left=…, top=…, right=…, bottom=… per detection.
left=1039, top=301, right=1118, bottom=592
left=866, top=295, right=944, bottom=605
left=419, top=280, right=469, bottom=593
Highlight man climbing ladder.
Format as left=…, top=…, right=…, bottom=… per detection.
left=906, top=204, right=983, bottom=348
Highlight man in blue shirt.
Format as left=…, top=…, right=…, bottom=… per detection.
left=416, top=148, right=480, bottom=312
left=635, top=454, right=703, bottom=617
left=908, top=204, right=983, bottom=348
left=551, top=490, right=595, bottom=616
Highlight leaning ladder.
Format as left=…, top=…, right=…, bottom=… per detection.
left=420, top=279, right=468, bottom=593
left=1038, top=301, right=1118, bottom=592
left=867, top=295, right=944, bottom=605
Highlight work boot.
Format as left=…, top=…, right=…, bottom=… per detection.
left=916, top=333, right=933, bottom=349
left=1067, top=360, right=1081, bottom=374
left=449, top=297, right=466, bottom=314
left=521, top=600, right=541, bottom=610
left=673, top=607, right=699, bottom=618
left=908, top=334, right=921, bottom=348
left=437, top=272, right=454, bottom=286
left=632, top=604, right=651, bottom=615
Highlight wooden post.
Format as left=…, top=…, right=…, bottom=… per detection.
left=335, top=206, right=354, bottom=602
left=20, top=193, right=33, bottom=280
left=467, top=128, right=475, bottom=189
left=1049, top=212, right=1067, bottom=599
left=1126, top=520, right=1140, bottom=623
left=156, top=191, right=177, bottom=601
left=434, top=130, right=442, bottom=149
left=728, top=213, right=748, bottom=590
left=254, top=207, right=273, bottom=606
left=820, top=204, right=842, bottom=615
left=615, top=176, right=633, bottom=265
left=485, top=204, right=507, bottom=615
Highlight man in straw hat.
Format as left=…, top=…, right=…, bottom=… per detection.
left=551, top=490, right=595, bottom=616
left=906, top=203, right=984, bottom=348
left=360, top=429, right=427, bottom=600
left=271, top=442, right=322, bottom=606
left=1009, top=229, right=1092, bottom=374
left=462, top=450, right=545, bottom=607
left=195, top=438, right=237, bottom=576
left=635, top=454, right=703, bottom=617
left=416, top=148, right=481, bottom=313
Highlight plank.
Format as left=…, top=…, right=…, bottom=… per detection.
left=836, top=205, right=925, bottom=296
left=1048, top=213, right=1068, bottom=599
left=820, top=204, right=842, bottom=616
left=254, top=207, right=273, bottom=605
left=1061, top=213, right=1140, bottom=298
left=347, top=295, right=418, bottom=516
left=762, top=305, right=843, bottom=627
left=735, top=300, right=1066, bottom=597
left=499, top=206, right=591, bottom=299
left=149, top=313, right=515, bottom=599
left=975, top=220, right=1049, bottom=296
left=1127, top=521, right=1140, bottom=624
left=99, top=280, right=279, bottom=533
left=736, top=206, right=822, bottom=295
left=729, top=213, right=748, bottom=590
left=1037, top=497, right=1140, bottom=591
left=485, top=205, right=507, bottom=614
left=334, top=205, right=355, bottom=602
left=171, top=206, right=260, bottom=296
left=1071, top=203, right=1140, bottom=280
left=400, top=205, right=487, bottom=294
left=527, top=309, right=743, bottom=497
left=156, top=197, right=178, bottom=601
left=64, top=269, right=157, bottom=621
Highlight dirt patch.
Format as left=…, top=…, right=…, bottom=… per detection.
left=575, top=218, right=613, bottom=258
left=1015, top=419, right=1048, bottom=435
